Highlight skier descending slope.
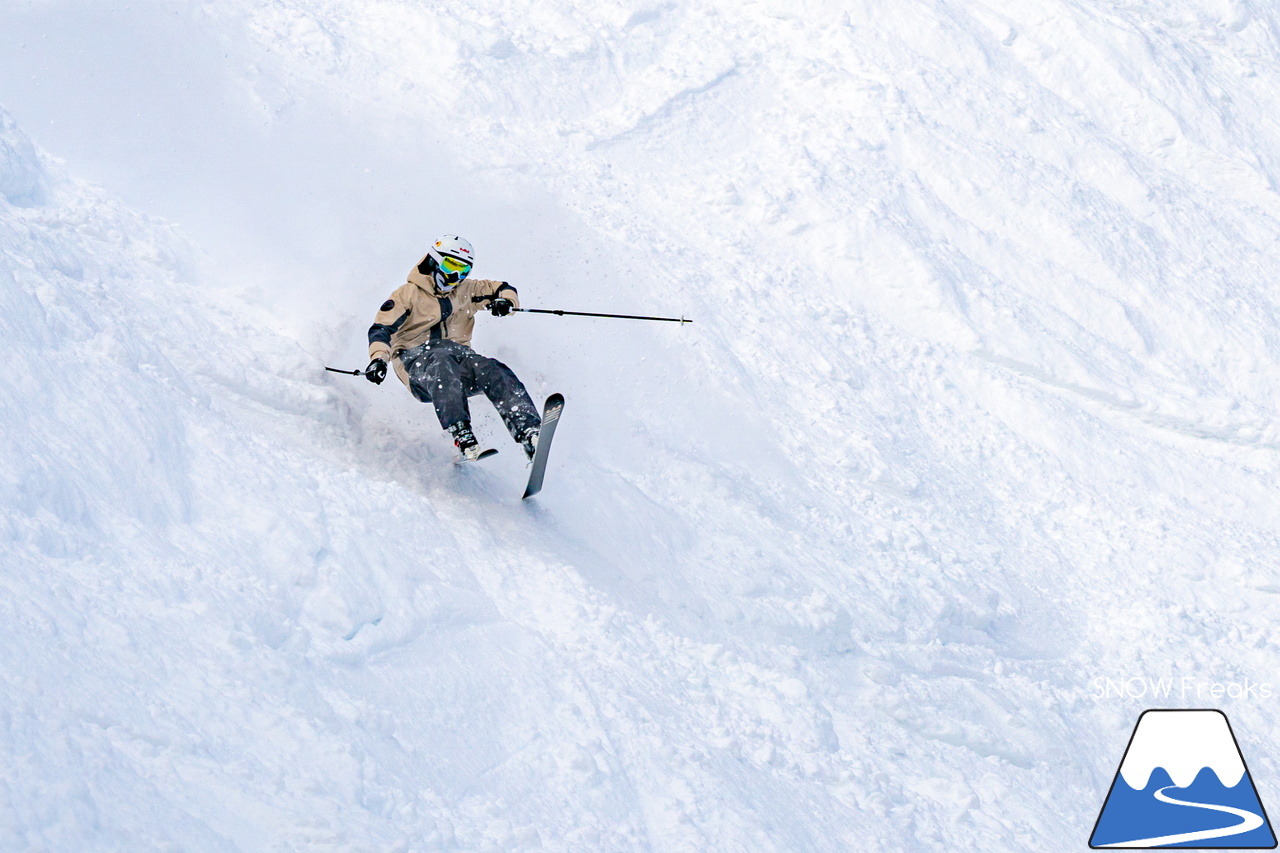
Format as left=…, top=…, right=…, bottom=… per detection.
left=364, top=235, right=541, bottom=461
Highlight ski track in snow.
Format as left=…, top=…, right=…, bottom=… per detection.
left=2, top=0, right=1280, bottom=850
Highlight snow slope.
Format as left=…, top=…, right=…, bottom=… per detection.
left=3, top=1, right=1280, bottom=850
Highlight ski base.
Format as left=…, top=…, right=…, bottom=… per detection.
left=522, top=393, right=564, bottom=499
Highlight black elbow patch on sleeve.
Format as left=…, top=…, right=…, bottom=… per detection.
left=369, top=308, right=411, bottom=346
left=497, top=282, right=517, bottom=295
left=381, top=299, right=395, bottom=311
left=368, top=325, right=392, bottom=347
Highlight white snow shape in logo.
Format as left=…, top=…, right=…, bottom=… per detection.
left=1118, top=710, right=1245, bottom=790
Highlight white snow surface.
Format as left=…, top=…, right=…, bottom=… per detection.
left=3, top=1, right=1280, bottom=850
left=1118, top=710, right=1245, bottom=790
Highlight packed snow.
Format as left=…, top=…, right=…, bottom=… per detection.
left=2, top=1, right=1280, bottom=850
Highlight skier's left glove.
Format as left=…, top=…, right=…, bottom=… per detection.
left=489, top=297, right=514, bottom=317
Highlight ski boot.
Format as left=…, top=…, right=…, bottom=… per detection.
left=517, top=426, right=540, bottom=463
left=448, top=420, right=482, bottom=462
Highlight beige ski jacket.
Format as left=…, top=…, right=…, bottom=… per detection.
left=367, top=258, right=519, bottom=386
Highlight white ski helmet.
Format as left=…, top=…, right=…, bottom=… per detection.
left=425, top=234, right=475, bottom=292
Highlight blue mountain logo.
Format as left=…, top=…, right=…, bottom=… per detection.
left=1091, top=709, right=1276, bottom=848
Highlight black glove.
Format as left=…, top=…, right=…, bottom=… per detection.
left=489, top=297, right=514, bottom=317
left=364, top=358, right=388, bottom=384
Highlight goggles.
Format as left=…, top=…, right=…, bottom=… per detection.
left=439, top=255, right=473, bottom=277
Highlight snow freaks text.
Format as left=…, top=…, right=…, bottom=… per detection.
left=1092, top=677, right=1274, bottom=702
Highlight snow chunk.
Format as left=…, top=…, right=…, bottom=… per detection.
left=0, top=107, right=47, bottom=207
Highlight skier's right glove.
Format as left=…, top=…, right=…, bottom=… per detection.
left=364, top=358, right=388, bottom=384
left=489, top=297, right=514, bottom=317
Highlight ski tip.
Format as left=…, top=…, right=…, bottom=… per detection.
left=455, top=448, right=499, bottom=464
left=545, top=392, right=564, bottom=407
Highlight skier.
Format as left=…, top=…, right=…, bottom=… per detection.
left=364, top=235, right=542, bottom=462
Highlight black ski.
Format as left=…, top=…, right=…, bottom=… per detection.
left=522, top=393, right=564, bottom=499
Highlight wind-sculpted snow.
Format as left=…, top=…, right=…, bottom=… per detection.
left=0, top=111, right=45, bottom=207
left=2, top=1, right=1280, bottom=850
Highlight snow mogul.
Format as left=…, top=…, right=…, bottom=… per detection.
left=363, top=235, right=541, bottom=462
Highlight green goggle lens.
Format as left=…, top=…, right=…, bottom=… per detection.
left=439, top=255, right=472, bottom=275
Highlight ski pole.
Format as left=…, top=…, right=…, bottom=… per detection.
left=325, top=366, right=368, bottom=376
left=514, top=308, right=691, bottom=324
left=470, top=295, right=691, bottom=324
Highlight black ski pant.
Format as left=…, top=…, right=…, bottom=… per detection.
left=400, top=340, right=540, bottom=438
